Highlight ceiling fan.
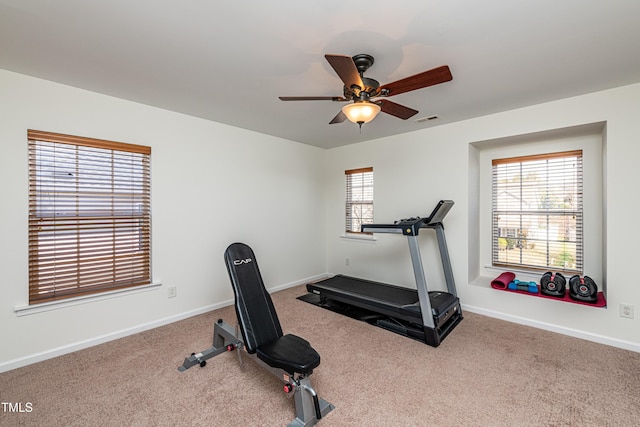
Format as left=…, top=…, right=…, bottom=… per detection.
left=279, top=54, right=452, bottom=129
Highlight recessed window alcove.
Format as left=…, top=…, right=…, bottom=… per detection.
left=468, top=122, right=606, bottom=305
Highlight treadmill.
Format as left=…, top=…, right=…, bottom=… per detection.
left=301, top=200, right=462, bottom=347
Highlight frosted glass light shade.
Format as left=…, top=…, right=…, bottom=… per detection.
left=341, top=102, right=381, bottom=124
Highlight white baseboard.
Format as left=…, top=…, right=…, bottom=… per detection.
left=0, top=274, right=329, bottom=374
left=462, top=303, right=640, bottom=353
left=269, top=273, right=329, bottom=293
left=0, top=300, right=232, bottom=374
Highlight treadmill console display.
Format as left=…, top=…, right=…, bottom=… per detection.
left=424, top=200, right=453, bottom=226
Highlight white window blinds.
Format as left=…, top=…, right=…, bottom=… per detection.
left=28, top=130, right=151, bottom=304
left=345, top=167, right=374, bottom=233
left=492, top=150, right=583, bottom=273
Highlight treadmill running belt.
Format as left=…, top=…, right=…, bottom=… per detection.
left=310, top=275, right=419, bottom=305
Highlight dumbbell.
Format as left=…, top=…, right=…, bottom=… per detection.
left=507, top=279, right=539, bottom=293
left=569, top=275, right=598, bottom=303
left=540, top=272, right=566, bottom=297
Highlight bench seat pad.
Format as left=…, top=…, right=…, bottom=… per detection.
left=256, top=334, right=320, bottom=375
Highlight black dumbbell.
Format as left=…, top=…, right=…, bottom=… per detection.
left=540, top=271, right=566, bottom=297
left=569, top=275, right=598, bottom=303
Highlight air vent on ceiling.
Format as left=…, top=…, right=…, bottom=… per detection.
left=415, top=115, right=439, bottom=123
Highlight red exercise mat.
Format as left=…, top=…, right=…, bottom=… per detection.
left=491, top=272, right=515, bottom=290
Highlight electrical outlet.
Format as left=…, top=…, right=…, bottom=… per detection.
left=167, top=286, right=177, bottom=299
left=620, top=303, right=634, bottom=319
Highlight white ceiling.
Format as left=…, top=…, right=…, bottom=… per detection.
left=2, top=1, right=640, bottom=149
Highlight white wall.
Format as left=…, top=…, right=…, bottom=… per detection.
left=0, top=70, right=327, bottom=371
left=325, top=83, right=640, bottom=350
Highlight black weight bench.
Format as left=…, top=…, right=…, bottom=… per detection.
left=179, top=243, right=334, bottom=426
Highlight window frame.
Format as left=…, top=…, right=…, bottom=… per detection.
left=345, top=167, right=374, bottom=234
left=491, top=150, right=583, bottom=274
left=27, top=130, right=152, bottom=304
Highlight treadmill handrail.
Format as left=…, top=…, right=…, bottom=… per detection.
left=360, top=226, right=404, bottom=234
left=360, top=200, right=454, bottom=235
left=361, top=223, right=416, bottom=235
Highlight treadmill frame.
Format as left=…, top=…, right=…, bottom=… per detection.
left=306, top=200, right=461, bottom=346
left=362, top=223, right=456, bottom=329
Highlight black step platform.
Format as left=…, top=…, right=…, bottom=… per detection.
left=299, top=275, right=462, bottom=346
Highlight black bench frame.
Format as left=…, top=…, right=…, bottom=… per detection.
left=179, top=243, right=334, bottom=426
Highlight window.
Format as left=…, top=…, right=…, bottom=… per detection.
left=28, top=130, right=151, bottom=304
left=345, top=167, right=373, bottom=233
left=492, top=150, right=582, bottom=273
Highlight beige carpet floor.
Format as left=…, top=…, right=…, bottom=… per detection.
left=1, top=285, right=639, bottom=426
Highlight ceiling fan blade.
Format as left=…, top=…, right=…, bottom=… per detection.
left=279, top=96, right=347, bottom=101
left=381, top=65, right=452, bottom=97
left=376, top=99, right=419, bottom=120
left=329, top=110, right=347, bottom=124
left=325, top=54, right=365, bottom=90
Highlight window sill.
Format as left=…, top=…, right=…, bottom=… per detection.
left=14, top=281, right=162, bottom=317
left=492, top=282, right=607, bottom=307
left=472, top=274, right=606, bottom=308
left=481, top=265, right=541, bottom=283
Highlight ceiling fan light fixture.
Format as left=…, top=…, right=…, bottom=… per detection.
left=341, top=101, right=381, bottom=124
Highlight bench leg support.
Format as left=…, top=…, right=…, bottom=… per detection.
left=178, top=320, right=242, bottom=372
left=288, top=376, right=335, bottom=426
left=179, top=319, right=334, bottom=426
